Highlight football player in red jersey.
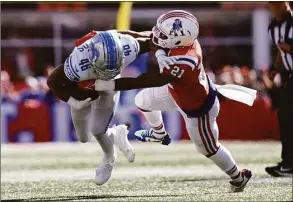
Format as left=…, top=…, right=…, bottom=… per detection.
left=93, top=10, right=252, bottom=192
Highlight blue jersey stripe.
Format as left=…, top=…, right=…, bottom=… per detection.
left=176, top=57, right=197, bottom=66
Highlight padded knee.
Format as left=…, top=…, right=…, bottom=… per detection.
left=79, top=136, right=88, bottom=143
left=91, top=124, right=108, bottom=137
left=134, top=90, right=148, bottom=110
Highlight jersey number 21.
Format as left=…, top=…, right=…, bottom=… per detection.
left=171, top=66, right=185, bottom=78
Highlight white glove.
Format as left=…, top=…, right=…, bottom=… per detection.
left=94, top=79, right=115, bottom=91
left=67, top=96, right=92, bottom=109
left=155, top=49, right=178, bottom=73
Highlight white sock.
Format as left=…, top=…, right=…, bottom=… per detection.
left=209, top=145, right=243, bottom=183
left=142, top=110, right=166, bottom=138
left=94, top=132, right=115, bottom=159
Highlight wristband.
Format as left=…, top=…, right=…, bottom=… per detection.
left=94, top=80, right=115, bottom=91
left=155, top=49, right=166, bottom=58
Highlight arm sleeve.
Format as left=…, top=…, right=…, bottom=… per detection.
left=64, top=55, right=81, bottom=82
left=74, top=30, right=97, bottom=47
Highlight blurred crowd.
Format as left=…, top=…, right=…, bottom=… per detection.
left=1, top=56, right=281, bottom=110
left=1, top=65, right=58, bottom=106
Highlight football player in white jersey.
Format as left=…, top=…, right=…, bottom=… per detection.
left=47, top=29, right=155, bottom=185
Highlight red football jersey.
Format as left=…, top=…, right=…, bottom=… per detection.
left=163, top=40, right=209, bottom=111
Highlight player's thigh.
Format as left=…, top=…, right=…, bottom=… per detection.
left=135, top=85, right=178, bottom=112
left=90, top=91, right=118, bottom=135
left=180, top=98, right=220, bottom=156
left=70, top=105, right=91, bottom=120
left=70, top=105, right=91, bottom=142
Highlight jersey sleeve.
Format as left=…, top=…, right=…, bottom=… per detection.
left=64, top=54, right=81, bottom=82
left=74, top=30, right=98, bottom=47
left=64, top=46, right=92, bottom=82
left=162, top=55, right=199, bottom=79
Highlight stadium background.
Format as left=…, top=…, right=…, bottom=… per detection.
left=2, top=2, right=289, bottom=143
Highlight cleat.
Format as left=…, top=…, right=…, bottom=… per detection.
left=95, top=149, right=116, bottom=186
left=134, top=129, right=171, bottom=146
left=230, top=169, right=252, bottom=192
left=112, top=124, right=135, bottom=163
left=265, top=163, right=293, bottom=177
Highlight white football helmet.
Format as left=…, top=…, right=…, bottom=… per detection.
left=152, top=10, right=199, bottom=49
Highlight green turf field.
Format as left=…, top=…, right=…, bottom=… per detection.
left=1, top=141, right=292, bottom=201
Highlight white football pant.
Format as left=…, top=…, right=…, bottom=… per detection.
left=135, top=85, right=239, bottom=175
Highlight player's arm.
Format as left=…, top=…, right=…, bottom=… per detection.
left=117, top=30, right=151, bottom=38
left=114, top=70, right=175, bottom=91
left=94, top=62, right=188, bottom=92
left=136, top=37, right=151, bottom=54
left=47, top=64, right=99, bottom=102
left=94, top=70, right=175, bottom=91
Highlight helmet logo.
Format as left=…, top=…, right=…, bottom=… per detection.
left=169, top=19, right=184, bottom=36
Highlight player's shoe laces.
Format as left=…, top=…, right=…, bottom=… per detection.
left=265, top=163, right=293, bottom=177
left=112, top=124, right=135, bottom=163
left=229, top=169, right=252, bottom=192
left=134, top=129, right=171, bottom=146
left=95, top=150, right=116, bottom=186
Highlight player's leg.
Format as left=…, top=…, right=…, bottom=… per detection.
left=90, top=91, right=134, bottom=185
left=134, top=85, right=178, bottom=145
left=91, top=91, right=134, bottom=162
left=180, top=98, right=251, bottom=192
left=70, top=105, right=91, bottom=143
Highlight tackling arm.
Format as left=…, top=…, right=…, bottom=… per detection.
left=117, top=30, right=151, bottom=38
left=114, top=70, right=174, bottom=91
left=118, top=30, right=153, bottom=54
left=94, top=70, right=176, bottom=92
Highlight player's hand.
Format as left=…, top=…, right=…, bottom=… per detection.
left=278, top=42, right=291, bottom=53
left=157, top=55, right=178, bottom=73
left=67, top=97, right=93, bottom=109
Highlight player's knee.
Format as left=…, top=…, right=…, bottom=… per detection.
left=194, top=142, right=219, bottom=158
left=134, top=90, right=144, bottom=109
left=79, top=137, right=88, bottom=143
left=91, top=125, right=107, bottom=137
left=134, top=90, right=150, bottom=111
